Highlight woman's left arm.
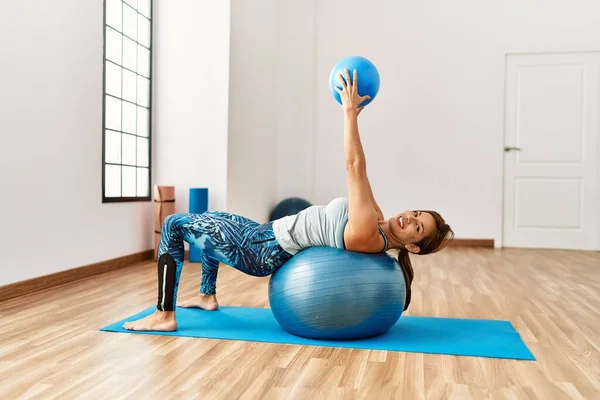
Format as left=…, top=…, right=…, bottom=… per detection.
left=336, top=69, right=382, bottom=240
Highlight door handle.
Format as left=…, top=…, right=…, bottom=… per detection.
left=504, top=146, right=521, bottom=152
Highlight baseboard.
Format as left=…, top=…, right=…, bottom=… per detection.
left=0, top=249, right=154, bottom=303
left=0, top=239, right=494, bottom=303
left=448, top=239, right=494, bottom=248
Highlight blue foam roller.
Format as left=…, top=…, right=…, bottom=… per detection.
left=189, top=188, right=208, bottom=262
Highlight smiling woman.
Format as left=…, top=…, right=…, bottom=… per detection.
left=121, top=68, right=454, bottom=333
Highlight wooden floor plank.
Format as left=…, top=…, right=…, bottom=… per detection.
left=0, top=248, right=599, bottom=399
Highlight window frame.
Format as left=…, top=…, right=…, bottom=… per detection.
left=101, top=0, right=153, bottom=203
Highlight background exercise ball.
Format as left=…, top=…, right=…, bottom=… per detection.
left=269, top=197, right=312, bottom=221
left=268, top=247, right=406, bottom=340
left=329, top=56, right=380, bottom=107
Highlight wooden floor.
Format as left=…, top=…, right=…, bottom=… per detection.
left=1, top=247, right=599, bottom=399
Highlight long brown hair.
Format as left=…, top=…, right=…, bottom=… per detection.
left=395, top=210, right=454, bottom=293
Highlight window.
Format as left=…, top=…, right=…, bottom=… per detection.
left=102, top=0, right=152, bottom=202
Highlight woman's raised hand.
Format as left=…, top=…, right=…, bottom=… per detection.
left=335, top=69, right=371, bottom=115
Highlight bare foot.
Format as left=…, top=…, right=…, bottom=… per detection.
left=122, top=310, right=177, bottom=331
left=179, top=294, right=219, bottom=311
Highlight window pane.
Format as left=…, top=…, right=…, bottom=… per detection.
left=122, top=102, right=136, bottom=134
left=122, top=134, right=136, bottom=165
left=106, top=0, right=122, bottom=32
left=137, top=15, right=150, bottom=48
left=137, top=76, right=149, bottom=107
left=122, top=3, right=137, bottom=42
left=105, top=28, right=122, bottom=65
left=122, top=166, right=136, bottom=197
left=105, top=165, right=121, bottom=197
left=105, top=96, right=121, bottom=131
left=138, top=0, right=151, bottom=19
left=122, top=69, right=136, bottom=104
left=137, top=137, right=149, bottom=167
left=137, top=107, right=149, bottom=137
left=137, top=167, right=149, bottom=197
left=137, top=45, right=150, bottom=78
left=104, top=0, right=152, bottom=202
left=105, top=130, right=121, bottom=164
left=122, top=36, right=137, bottom=72
left=105, top=62, right=121, bottom=97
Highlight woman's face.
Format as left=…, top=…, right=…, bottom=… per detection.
left=388, top=210, right=436, bottom=251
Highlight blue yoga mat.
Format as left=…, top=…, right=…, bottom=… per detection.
left=100, top=306, right=535, bottom=360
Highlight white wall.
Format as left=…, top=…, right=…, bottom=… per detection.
left=273, top=0, right=600, bottom=246
left=4, top=0, right=593, bottom=287
left=0, top=0, right=152, bottom=286
left=153, top=0, right=231, bottom=214
left=275, top=0, right=317, bottom=203
left=226, top=0, right=321, bottom=222
left=226, top=0, right=280, bottom=222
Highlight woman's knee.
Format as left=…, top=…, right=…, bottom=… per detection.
left=162, top=213, right=187, bottom=234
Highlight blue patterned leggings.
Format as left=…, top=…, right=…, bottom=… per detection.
left=156, top=212, right=293, bottom=311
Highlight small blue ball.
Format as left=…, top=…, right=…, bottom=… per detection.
left=329, top=56, right=380, bottom=107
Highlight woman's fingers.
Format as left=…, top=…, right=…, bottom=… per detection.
left=336, top=69, right=370, bottom=109
left=344, top=69, right=352, bottom=89
left=338, top=74, right=348, bottom=94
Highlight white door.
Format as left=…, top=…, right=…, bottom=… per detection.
left=503, top=52, right=599, bottom=250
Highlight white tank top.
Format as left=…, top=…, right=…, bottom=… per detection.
left=272, top=197, right=349, bottom=255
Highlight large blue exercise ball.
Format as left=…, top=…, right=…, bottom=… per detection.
left=268, top=246, right=406, bottom=340
left=329, top=56, right=380, bottom=108
left=269, top=197, right=312, bottom=221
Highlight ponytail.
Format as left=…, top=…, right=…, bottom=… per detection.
left=396, top=248, right=414, bottom=311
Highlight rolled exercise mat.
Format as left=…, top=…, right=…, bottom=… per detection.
left=189, top=188, right=209, bottom=262
left=154, top=185, right=176, bottom=260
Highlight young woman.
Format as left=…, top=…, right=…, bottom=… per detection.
left=123, top=69, right=454, bottom=332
